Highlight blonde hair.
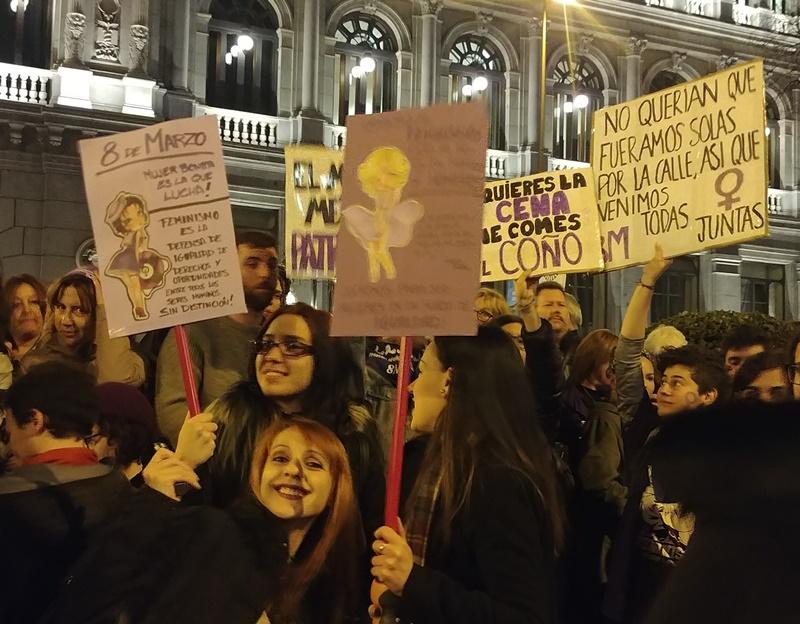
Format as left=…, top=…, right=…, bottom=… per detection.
left=357, top=146, right=411, bottom=199
left=476, top=287, right=511, bottom=318
left=564, top=293, right=582, bottom=329
left=644, top=325, right=688, bottom=356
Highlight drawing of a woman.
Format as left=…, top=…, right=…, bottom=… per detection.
left=104, top=192, right=170, bottom=320
left=342, top=147, right=425, bottom=283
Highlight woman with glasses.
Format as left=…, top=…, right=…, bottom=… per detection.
left=177, top=303, right=384, bottom=534
left=474, top=287, right=511, bottom=325
left=22, top=271, right=145, bottom=387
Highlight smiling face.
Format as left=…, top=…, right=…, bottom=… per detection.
left=9, top=282, right=43, bottom=344
left=255, top=314, right=315, bottom=400
left=53, top=286, right=92, bottom=350
left=258, top=427, right=333, bottom=522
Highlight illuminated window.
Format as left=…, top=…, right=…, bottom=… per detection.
left=448, top=35, right=506, bottom=150
left=333, top=13, right=397, bottom=125
left=552, top=56, right=603, bottom=162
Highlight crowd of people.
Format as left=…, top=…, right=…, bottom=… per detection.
left=0, top=234, right=798, bottom=624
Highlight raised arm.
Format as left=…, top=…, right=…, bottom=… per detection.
left=515, top=272, right=541, bottom=333
left=615, top=244, right=671, bottom=426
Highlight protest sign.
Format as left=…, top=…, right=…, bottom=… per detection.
left=79, top=115, right=246, bottom=338
left=284, top=145, right=343, bottom=279
left=592, top=59, right=768, bottom=270
left=482, top=169, right=604, bottom=280
left=330, top=102, right=488, bottom=337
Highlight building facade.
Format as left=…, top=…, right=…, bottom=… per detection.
left=0, top=0, right=797, bottom=329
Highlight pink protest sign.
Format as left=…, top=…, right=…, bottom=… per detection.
left=330, top=102, right=488, bottom=337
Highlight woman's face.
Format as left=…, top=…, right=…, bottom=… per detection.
left=53, top=286, right=92, bottom=349
left=259, top=427, right=333, bottom=522
left=9, top=283, right=43, bottom=343
left=255, top=314, right=315, bottom=399
left=120, top=203, right=147, bottom=232
left=408, top=342, right=450, bottom=433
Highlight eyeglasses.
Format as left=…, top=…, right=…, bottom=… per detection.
left=251, top=338, right=314, bottom=358
left=787, top=364, right=800, bottom=385
left=475, top=309, right=494, bottom=323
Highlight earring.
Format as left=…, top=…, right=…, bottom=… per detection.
left=440, top=388, right=447, bottom=396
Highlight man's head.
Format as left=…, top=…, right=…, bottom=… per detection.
left=235, top=230, right=278, bottom=313
left=535, top=282, right=569, bottom=340
left=721, top=324, right=770, bottom=379
left=1, top=362, right=99, bottom=460
left=732, top=350, right=791, bottom=404
left=656, top=346, right=728, bottom=418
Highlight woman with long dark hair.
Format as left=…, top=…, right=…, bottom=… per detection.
left=369, top=325, right=564, bottom=624
left=180, top=302, right=384, bottom=534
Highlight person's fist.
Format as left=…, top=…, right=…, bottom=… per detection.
left=371, top=520, right=413, bottom=597
left=515, top=271, right=537, bottom=310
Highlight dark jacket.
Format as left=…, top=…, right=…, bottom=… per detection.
left=522, top=319, right=564, bottom=441
left=0, top=463, right=131, bottom=624
left=644, top=402, right=800, bottom=624
left=398, top=465, right=556, bottom=624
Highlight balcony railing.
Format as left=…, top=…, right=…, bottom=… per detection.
left=0, top=63, right=53, bottom=105
left=767, top=188, right=798, bottom=219
left=324, top=123, right=346, bottom=151
left=196, top=104, right=279, bottom=148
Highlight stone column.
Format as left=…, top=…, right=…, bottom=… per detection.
left=171, top=0, right=191, bottom=90
left=299, top=0, right=322, bottom=113
left=778, top=119, right=794, bottom=190
left=396, top=50, right=413, bottom=109
left=419, top=0, right=443, bottom=107
left=620, top=37, right=647, bottom=101
left=520, top=18, right=541, bottom=148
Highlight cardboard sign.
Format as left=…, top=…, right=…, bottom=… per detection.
left=330, top=102, right=488, bottom=337
left=79, top=116, right=246, bottom=338
left=284, top=145, right=343, bottom=279
left=481, top=169, right=604, bottom=280
left=592, top=59, right=768, bottom=269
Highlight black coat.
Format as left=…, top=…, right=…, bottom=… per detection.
left=397, top=464, right=556, bottom=624
left=644, top=401, right=800, bottom=624
left=0, top=462, right=278, bottom=624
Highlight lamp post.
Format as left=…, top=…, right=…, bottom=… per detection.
left=536, top=0, right=577, bottom=172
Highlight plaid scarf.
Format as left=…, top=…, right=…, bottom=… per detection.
left=404, top=467, right=442, bottom=566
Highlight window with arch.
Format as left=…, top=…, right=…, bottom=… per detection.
left=205, top=0, right=279, bottom=115
left=647, top=70, right=684, bottom=94
left=552, top=56, right=604, bottom=162
left=448, top=34, right=506, bottom=151
left=766, top=96, right=781, bottom=188
left=333, top=13, right=397, bottom=126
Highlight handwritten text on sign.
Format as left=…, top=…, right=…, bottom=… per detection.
left=592, top=60, right=768, bottom=269
left=284, top=145, right=343, bottom=280
left=482, top=169, right=604, bottom=280
left=79, top=115, right=245, bottom=338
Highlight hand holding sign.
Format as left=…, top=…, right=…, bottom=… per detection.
left=642, top=243, right=673, bottom=287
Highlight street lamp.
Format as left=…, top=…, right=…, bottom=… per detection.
left=237, top=34, right=254, bottom=51
left=9, top=0, right=28, bottom=12
left=537, top=0, right=578, bottom=172
left=473, top=75, right=489, bottom=92
left=359, top=55, right=376, bottom=73
left=573, top=93, right=589, bottom=109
